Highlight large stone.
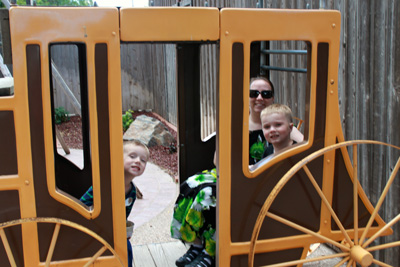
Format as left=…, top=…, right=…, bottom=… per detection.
left=123, top=115, right=174, bottom=147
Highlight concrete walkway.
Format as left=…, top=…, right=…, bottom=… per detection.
left=57, top=149, right=346, bottom=265
left=128, top=162, right=179, bottom=245
left=57, top=148, right=180, bottom=246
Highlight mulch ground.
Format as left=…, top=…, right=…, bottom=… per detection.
left=56, top=111, right=178, bottom=177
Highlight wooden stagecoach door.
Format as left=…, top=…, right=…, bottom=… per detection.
left=2, top=7, right=127, bottom=266
left=218, top=8, right=344, bottom=266
left=218, top=8, right=389, bottom=267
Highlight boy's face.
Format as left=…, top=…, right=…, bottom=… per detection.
left=249, top=79, right=274, bottom=114
left=261, top=112, right=293, bottom=146
left=123, top=144, right=149, bottom=178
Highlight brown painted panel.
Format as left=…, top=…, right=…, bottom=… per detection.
left=0, top=111, right=17, bottom=175
left=229, top=42, right=328, bottom=247
left=231, top=248, right=303, bottom=267
left=26, top=44, right=114, bottom=261
left=0, top=190, right=23, bottom=266
left=93, top=42, right=115, bottom=250
left=332, top=148, right=377, bottom=230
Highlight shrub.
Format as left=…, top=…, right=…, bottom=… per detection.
left=122, top=109, right=134, bottom=132
left=54, top=107, right=70, bottom=124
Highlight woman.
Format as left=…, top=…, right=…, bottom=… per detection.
left=249, top=77, right=303, bottom=164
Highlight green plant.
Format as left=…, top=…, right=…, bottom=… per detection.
left=122, top=109, right=134, bottom=132
left=54, top=107, right=70, bottom=124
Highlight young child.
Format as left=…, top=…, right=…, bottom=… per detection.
left=260, top=104, right=296, bottom=159
left=171, top=168, right=217, bottom=267
left=80, top=139, right=149, bottom=267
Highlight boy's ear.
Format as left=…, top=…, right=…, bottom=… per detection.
left=289, top=123, right=294, bottom=130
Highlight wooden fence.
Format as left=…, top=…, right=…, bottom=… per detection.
left=51, top=42, right=218, bottom=139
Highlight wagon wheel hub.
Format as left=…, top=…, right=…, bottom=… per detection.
left=350, top=245, right=373, bottom=267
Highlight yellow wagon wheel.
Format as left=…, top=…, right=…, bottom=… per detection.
left=0, top=217, right=124, bottom=267
left=249, top=140, right=400, bottom=267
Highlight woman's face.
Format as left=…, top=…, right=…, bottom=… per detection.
left=249, top=79, right=274, bottom=114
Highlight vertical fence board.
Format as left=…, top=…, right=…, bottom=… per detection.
left=165, top=44, right=177, bottom=125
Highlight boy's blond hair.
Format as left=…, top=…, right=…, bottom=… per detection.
left=260, top=103, right=293, bottom=123
left=123, top=139, right=150, bottom=158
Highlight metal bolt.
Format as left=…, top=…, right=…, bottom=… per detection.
left=330, top=79, right=335, bottom=85
left=332, top=23, right=336, bottom=29
left=25, top=180, right=30, bottom=185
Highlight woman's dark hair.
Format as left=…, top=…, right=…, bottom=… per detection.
left=249, top=76, right=275, bottom=94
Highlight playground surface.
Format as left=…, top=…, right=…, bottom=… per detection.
left=59, top=149, right=344, bottom=267
left=57, top=148, right=179, bottom=245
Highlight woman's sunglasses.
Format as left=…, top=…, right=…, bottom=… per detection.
left=249, top=90, right=274, bottom=99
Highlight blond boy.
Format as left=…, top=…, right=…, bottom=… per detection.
left=80, top=139, right=149, bottom=267
left=260, top=104, right=295, bottom=158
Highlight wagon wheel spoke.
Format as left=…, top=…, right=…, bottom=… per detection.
left=0, top=228, right=17, bottom=267
left=372, top=259, right=392, bottom=267
left=302, top=164, right=354, bottom=246
left=0, top=217, right=124, bottom=266
left=83, top=246, right=108, bottom=267
left=263, top=251, right=349, bottom=267
left=345, top=259, right=353, bottom=267
left=334, top=256, right=350, bottom=267
left=263, top=211, right=352, bottom=266
left=362, top=214, right=400, bottom=248
left=359, top=157, right=400, bottom=246
left=267, top=211, right=350, bottom=252
left=45, top=223, right=61, bottom=267
left=249, top=141, right=400, bottom=267
left=367, top=240, right=400, bottom=252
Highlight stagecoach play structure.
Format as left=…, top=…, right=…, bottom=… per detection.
left=0, top=5, right=399, bottom=267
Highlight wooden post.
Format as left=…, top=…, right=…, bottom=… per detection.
left=56, top=128, right=70, bottom=155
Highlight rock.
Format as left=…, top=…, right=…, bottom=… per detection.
left=123, top=115, right=174, bottom=147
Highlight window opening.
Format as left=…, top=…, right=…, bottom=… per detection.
left=49, top=43, right=93, bottom=205
left=249, top=40, right=310, bottom=171
left=50, top=44, right=84, bottom=170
